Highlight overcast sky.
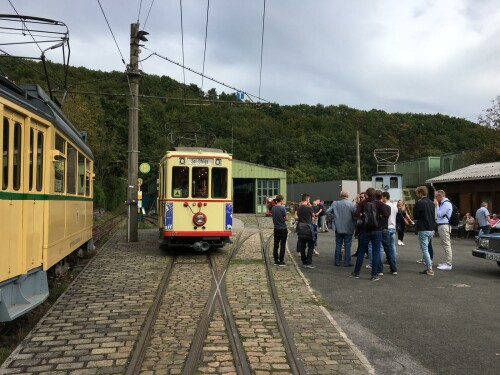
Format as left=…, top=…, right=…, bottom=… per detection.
left=3, top=0, right=500, bottom=121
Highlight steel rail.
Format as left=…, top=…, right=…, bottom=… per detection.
left=182, top=231, right=252, bottom=375
left=257, top=217, right=307, bottom=375
left=125, top=253, right=176, bottom=375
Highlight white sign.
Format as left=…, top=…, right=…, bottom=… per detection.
left=187, top=158, right=212, bottom=166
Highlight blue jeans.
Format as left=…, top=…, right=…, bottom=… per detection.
left=379, top=229, right=397, bottom=273
left=335, top=232, right=353, bottom=266
left=418, top=231, right=434, bottom=269
left=478, top=225, right=491, bottom=237
left=354, top=231, right=382, bottom=278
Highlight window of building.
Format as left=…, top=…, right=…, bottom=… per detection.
left=172, top=166, right=189, bottom=198
left=192, top=167, right=209, bottom=198
left=13, top=122, right=21, bottom=191
left=36, top=132, right=44, bottom=192
left=2, top=118, right=8, bottom=190
left=374, top=177, right=383, bottom=190
left=54, top=134, right=66, bottom=193
left=211, top=168, right=227, bottom=198
left=390, top=177, right=399, bottom=188
left=257, top=179, right=279, bottom=205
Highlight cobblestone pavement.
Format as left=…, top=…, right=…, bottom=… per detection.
left=1, top=215, right=373, bottom=374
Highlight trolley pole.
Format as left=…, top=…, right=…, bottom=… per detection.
left=127, top=22, right=141, bottom=242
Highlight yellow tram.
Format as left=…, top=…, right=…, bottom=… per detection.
left=158, top=147, right=232, bottom=250
left=0, top=76, right=94, bottom=321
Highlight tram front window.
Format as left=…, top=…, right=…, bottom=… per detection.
left=211, top=168, right=227, bottom=198
left=192, top=167, right=208, bottom=198
left=172, top=166, right=189, bottom=198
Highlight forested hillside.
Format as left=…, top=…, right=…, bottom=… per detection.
left=2, top=58, right=498, bottom=209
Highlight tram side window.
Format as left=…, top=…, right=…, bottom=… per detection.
left=192, top=167, right=208, bottom=198
left=36, top=132, right=44, bottom=191
left=85, top=161, right=91, bottom=197
left=66, top=144, right=77, bottom=194
left=211, top=168, right=227, bottom=198
left=54, top=134, right=65, bottom=193
left=172, top=166, right=189, bottom=198
left=29, top=128, right=34, bottom=191
left=374, top=177, right=383, bottom=190
left=13, top=122, right=21, bottom=191
left=78, top=153, right=85, bottom=195
left=2, top=118, right=8, bottom=190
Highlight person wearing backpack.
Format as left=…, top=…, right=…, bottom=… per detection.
left=434, top=189, right=454, bottom=271
left=350, top=188, right=389, bottom=281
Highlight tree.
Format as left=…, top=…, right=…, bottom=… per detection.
left=478, top=96, right=500, bottom=130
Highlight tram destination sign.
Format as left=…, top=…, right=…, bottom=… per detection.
left=187, top=158, right=213, bottom=166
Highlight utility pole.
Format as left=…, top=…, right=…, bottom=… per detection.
left=356, top=130, right=361, bottom=194
left=126, top=22, right=146, bottom=242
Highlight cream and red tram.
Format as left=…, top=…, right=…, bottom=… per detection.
left=158, top=147, right=232, bottom=250
left=0, top=77, right=93, bottom=321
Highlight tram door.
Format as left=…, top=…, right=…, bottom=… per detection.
left=22, top=120, right=46, bottom=272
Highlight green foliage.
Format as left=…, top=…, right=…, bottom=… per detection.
left=93, top=183, right=106, bottom=209
left=1, top=56, right=498, bottom=198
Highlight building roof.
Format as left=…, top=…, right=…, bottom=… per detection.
left=426, top=162, right=500, bottom=183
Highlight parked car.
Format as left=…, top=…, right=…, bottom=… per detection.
left=472, top=232, right=500, bottom=267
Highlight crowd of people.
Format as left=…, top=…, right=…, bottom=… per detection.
left=270, top=187, right=498, bottom=280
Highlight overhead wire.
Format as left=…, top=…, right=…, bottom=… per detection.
left=7, top=0, right=42, bottom=53
left=201, top=0, right=210, bottom=91
left=96, top=0, right=127, bottom=67
left=143, top=0, right=156, bottom=29
left=137, top=0, right=143, bottom=23
left=141, top=46, right=269, bottom=103
left=179, top=0, right=186, bottom=99
left=258, top=0, right=266, bottom=103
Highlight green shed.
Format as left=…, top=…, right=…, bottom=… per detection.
left=233, top=160, right=287, bottom=214
left=396, top=156, right=441, bottom=187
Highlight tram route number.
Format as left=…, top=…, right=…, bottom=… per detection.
left=187, top=158, right=212, bottom=165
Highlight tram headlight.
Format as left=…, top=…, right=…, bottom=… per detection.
left=193, top=212, right=207, bottom=226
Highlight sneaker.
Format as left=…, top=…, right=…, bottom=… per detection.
left=377, top=272, right=384, bottom=276
left=416, top=259, right=425, bottom=264
left=349, top=272, right=359, bottom=279
left=419, top=269, right=434, bottom=276
left=365, top=264, right=372, bottom=269
left=397, top=240, right=402, bottom=246
left=313, top=249, right=320, bottom=256
left=437, top=263, right=452, bottom=270
left=274, top=262, right=280, bottom=266
left=390, top=271, right=398, bottom=275
left=304, top=264, right=315, bottom=269
left=370, top=276, right=380, bottom=281
left=400, top=242, right=405, bottom=246
left=278, top=261, right=286, bottom=267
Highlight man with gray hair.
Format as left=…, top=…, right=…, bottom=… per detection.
left=326, top=190, right=356, bottom=267
left=476, top=202, right=491, bottom=236
left=434, top=189, right=453, bottom=271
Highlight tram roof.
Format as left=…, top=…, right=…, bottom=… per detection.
left=0, top=76, right=93, bottom=159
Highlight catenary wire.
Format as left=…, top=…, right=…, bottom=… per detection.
left=137, top=0, right=143, bottom=23
left=7, top=0, right=42, bottom=53
left=96, top=0, right=127, bottom=66
left=258, top=0, right=266, bottom=103
left=141, top=47, right=269, bottom=103
left=143, top=0, right=156, bottom=29
left=179, top=0, right=186, bottom=99
left=201, top=0, right=210, bottom=91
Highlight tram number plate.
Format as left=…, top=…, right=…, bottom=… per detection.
left=187, top=158, right=212, bottom=165
left=485, top=252, right=500, bottom=261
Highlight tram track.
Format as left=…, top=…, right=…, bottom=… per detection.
left=257, top=216, right=308, bottom=375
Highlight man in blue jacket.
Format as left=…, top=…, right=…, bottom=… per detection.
left=434, top=189, right=453, bottom=271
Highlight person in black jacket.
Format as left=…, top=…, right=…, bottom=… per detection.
left=413, top=186, right=436, bottom=276
left=351, top=188, right=390, bottom=281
